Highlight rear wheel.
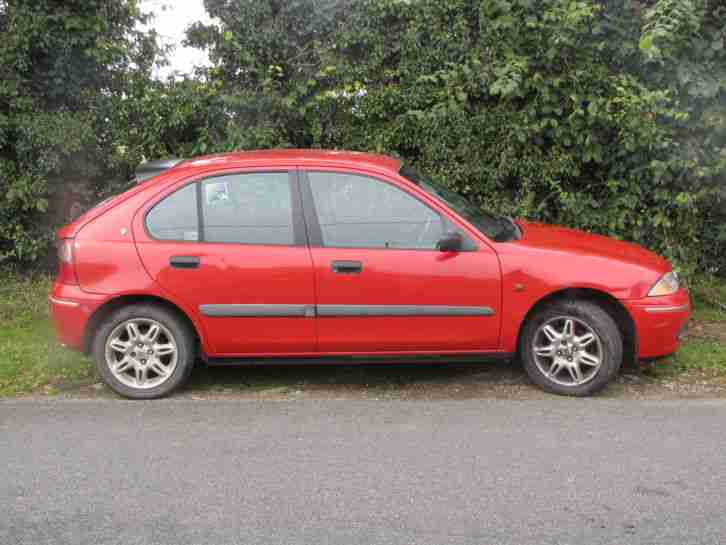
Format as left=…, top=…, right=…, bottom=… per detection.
left=92, top=304, right=196, bottom=399
left=519, top=300, right=623, bottom=396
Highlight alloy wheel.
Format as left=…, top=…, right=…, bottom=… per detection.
left=104, top=318, right=178, bottom=389
left=532, top=316, right=603, bottom=387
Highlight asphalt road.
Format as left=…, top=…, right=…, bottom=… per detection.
left=2, top=398, right=726, bottom=545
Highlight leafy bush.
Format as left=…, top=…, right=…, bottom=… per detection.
left=188, top=0, right=726, bottom=276
left=0, top=0, right=161, bottom=264
left=1, top=0, right=725, bottom=278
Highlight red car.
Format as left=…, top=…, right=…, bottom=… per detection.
left=50, top=150, right=690, bottom=399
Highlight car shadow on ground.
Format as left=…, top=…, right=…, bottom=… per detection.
left=182, top=358, right=555, bottom=399
left=178, top=358, right=704, bottom=400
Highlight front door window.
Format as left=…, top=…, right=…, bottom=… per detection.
left=307, top=171, right=445, bottom=250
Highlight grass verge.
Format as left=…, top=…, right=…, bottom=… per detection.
left=656, top=340, right=726, bottom=384
left=0, top=272, right=725, bottom=397
left=690, top=276, right=726, bottom=323
left=0, top=275, right=96, bottom=396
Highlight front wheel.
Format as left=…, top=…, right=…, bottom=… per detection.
left=519, top=300, right=623, bottom=396
left=92, top=304, right=196, bottom=399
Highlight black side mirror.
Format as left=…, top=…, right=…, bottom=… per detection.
left=437, top=232, right=463, bottom=252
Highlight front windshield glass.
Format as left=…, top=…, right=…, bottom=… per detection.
left=400, top=166, right=520, bottom=242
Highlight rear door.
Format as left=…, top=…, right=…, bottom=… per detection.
left=300, top=168, right=502, bottom=353
left=133, top=169, right=317, bottom=356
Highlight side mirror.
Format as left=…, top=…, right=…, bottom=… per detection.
left=437, top=232, right=463, bottom=252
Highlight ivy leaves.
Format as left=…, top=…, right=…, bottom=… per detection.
left=1, top=0, right=725, bottom=276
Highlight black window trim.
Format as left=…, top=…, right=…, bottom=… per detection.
left=143, top=169, right=307, bottom=247
left=298, top=169, right=477, bottom=252
left=298, top=169, right=324, bottom=247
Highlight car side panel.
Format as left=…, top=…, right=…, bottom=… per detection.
left=131, top=170, right=317, bottom=356
left=495, top=242, right=672, bottom=356
left=298, top=166, right=503, bottom=353
left=133, top=240, right=317, bottom=355
left=49, top=283, right=105, bottom=349
left=624, top=289, right=691, bottom=359
left=74, top=192, right=157, bottom=295
left=310, top=247, right=502, bottom=351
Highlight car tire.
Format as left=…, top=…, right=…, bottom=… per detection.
left=519, top=299, right=623, bottom=397
left=92, top=304, right=196, bottom=399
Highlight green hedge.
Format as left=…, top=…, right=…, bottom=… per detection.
left=2, top=0, right=725, bottom=277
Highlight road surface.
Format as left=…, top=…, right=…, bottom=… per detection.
left=2, top=398, right=725, bottom=544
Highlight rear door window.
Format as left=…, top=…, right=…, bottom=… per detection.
left=200, top=172, right=294, bottom=245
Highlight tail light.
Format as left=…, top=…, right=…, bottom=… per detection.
left=56, top=238, right=78, bottom=285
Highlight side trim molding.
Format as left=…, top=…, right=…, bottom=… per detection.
left=317, top=305, right=495, bottom=317
left=199, top=304, right=496, bottom=318
left=200, top=304, right=314, bottom=318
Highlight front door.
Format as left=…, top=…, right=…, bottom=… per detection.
left=301, top=169, right=502, bottom=353
left=134, top=169, right=316, bottom=356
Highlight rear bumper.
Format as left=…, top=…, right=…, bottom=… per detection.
left=49, top=282, right=105, bottom=351
left=623, top=288, right=691, bottom=360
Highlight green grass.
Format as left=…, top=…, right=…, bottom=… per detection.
left=0, top=275, right=96, bottom=396
left=1, top=272, right=725, bottom=397
left=690, top=274, right=726, bottom=322
left=664, top=340, right=726, bottom=377
left=691, top=296, right=726, bottom=323
left=0, top=273, right=469, bottom=397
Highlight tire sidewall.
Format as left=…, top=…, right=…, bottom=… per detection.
left=92, top=305, right=195, bottom=399
left=520, top=300, right=623, bottom=397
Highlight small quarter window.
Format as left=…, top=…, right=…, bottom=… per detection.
left=146, top=183, right=199, bottom=241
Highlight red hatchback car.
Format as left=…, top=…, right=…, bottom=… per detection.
left=50, top=150, right=690, bottom=399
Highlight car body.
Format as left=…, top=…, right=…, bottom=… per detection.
left=50, top=149, right=691, bottom=398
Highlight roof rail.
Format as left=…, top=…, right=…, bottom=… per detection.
left=135, top=158, right=184, bottom=183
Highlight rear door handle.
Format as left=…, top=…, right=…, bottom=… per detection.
left=170, top=256, right=200, bottom=269
left=331, top=260, right=363, bottom=274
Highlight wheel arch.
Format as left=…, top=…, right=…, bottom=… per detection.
left=517, top=288, right=638, bottom=367
left=83, top=294, right=203, bottom=355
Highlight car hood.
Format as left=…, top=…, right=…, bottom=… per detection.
left=515, top=221, right=670, bottom=273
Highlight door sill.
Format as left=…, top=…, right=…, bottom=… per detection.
left=203, top=352, right=514, bottom=366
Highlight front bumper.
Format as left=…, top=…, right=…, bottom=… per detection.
left=49, top=282, right=105, bottom=351
left=623, top=288, right=691, bottom=360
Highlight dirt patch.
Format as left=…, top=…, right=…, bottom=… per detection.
left=55, top=359, right=726, bottom=402
left=686, top=320, right=726, bottom=343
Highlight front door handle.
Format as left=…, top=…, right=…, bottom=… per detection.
left=331, top=260, right=363, bottom=274
left=170, top=256, right=200, bottom=269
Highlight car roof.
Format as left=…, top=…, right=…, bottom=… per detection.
left=180, top=149, right=402, bottom=175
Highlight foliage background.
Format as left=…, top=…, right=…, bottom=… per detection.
left=1, top=0, right=724, bottom=277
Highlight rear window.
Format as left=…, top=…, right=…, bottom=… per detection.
left=144, top=172, right=295, bottom=245
left=146, top=184, right=199, bottom=241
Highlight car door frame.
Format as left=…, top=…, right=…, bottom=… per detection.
left=297, top=164, right=505, bottom=354
left=132, top=166, right=319, bottom=357
left=142, top=168, right=309, bottom=248
left=297, top=167, right=480, bottom=251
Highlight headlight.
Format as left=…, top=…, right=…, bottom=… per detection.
left=648, top=271, right=680, bottom=297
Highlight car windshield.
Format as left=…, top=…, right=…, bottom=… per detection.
left=400, top=166, right=520, bottom=242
